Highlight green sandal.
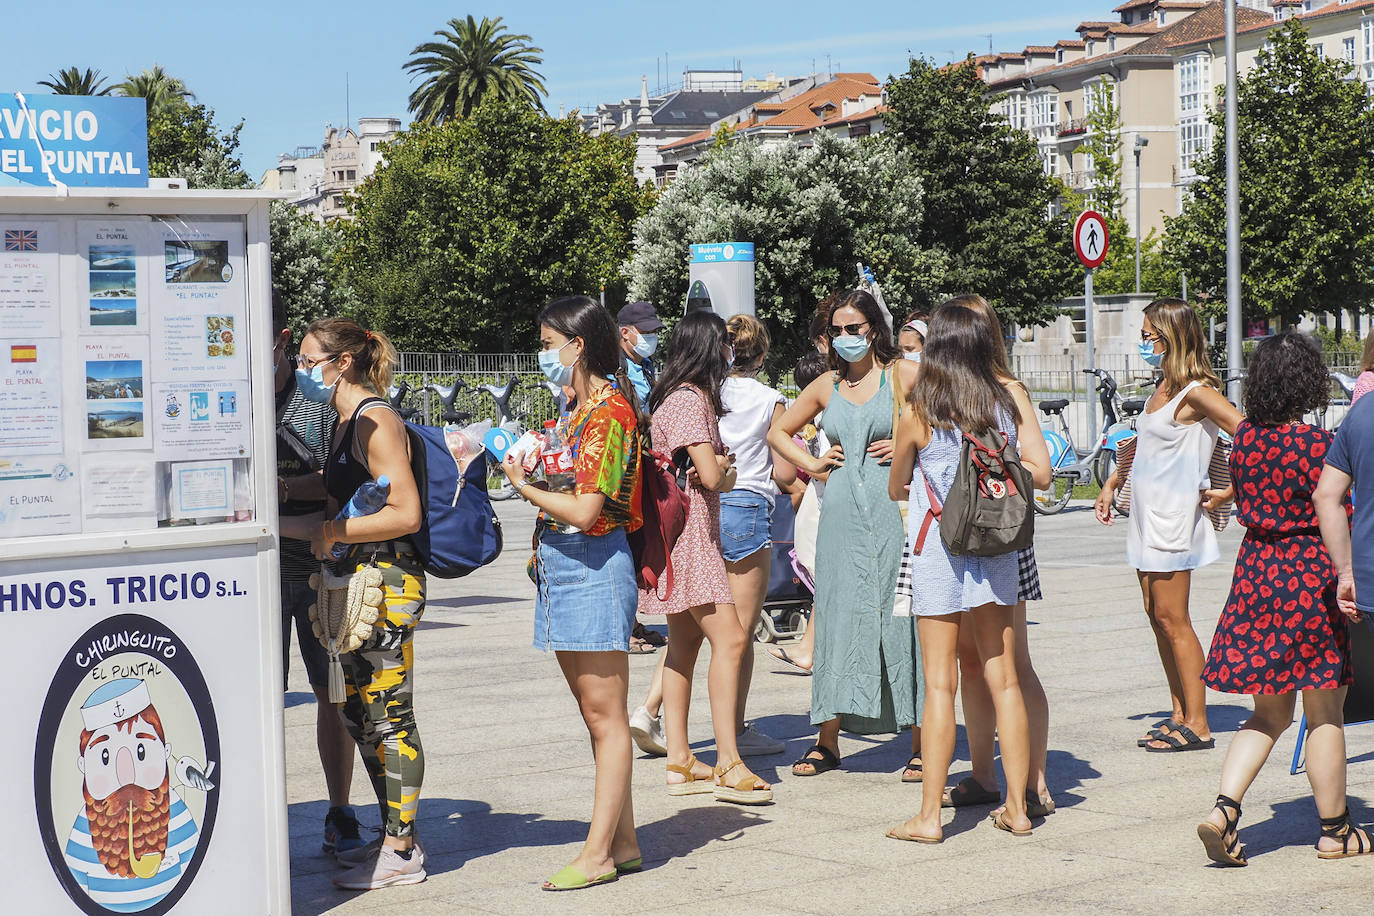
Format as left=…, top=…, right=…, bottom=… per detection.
left=615, top=856, right=643, bottom=874
left=542, top=864, right=619, bottom=892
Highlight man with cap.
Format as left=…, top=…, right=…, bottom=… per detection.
left=617, top=301, right=663, bottom=409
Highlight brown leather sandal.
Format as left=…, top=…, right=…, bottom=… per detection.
left=713, top=759, right=773, bottom=805
left=666, top=754, right=715, bottom=796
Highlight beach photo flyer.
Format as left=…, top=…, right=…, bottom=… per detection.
left=0, top=219, right=59, bottom=337
left=0, top=456, right=80, bottom=538
left=152, top=379, right=251, bottom=461
left=78, top=219, right=148, bottom=333
left=170, top=459, right=233, bottom=520
left=81, top=336, right=149, bottom=451
left=152, top=219, right=246, bottom=381
left=0, top=339, right=62, bottom=455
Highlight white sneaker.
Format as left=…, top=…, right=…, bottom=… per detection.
left=332, top=844, right=426, bottom=890
left=630, top=706, right=667, bottom=756
left=336, top=833, right=425, bottom=867
left=735, top=723, right=785, bottom=757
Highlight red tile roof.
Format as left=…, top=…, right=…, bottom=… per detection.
left=1056, top=39, right=1087, bottom=49
left=658, top=74, right=882, bottom=151
left=1023, top=46, right=1057, bottom=54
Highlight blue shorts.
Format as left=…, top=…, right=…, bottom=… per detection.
left=281, top=578, right=330, bottom=689
left=534, top=526, right=638, bottom=652
left=719, top=490, right=772, bottom=563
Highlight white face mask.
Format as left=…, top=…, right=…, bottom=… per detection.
left=903, top=351, right=922, bottom=363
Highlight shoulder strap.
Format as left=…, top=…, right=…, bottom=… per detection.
left=890, top=364, right=903, bottom=433
left=912, top=454, right=942, bottom=555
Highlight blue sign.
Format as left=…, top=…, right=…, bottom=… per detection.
left=0, top=93, right=148, bottom=188
left=690, top=242, right=754, bottom=263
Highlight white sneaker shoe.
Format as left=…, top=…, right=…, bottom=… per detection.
left=336, top=833, right=425, bottom=867
left=736, top=723, right=785, bottom=757
left=630, top=706, right=667, bottom=756
left=332, top=844, right=426, bottom=890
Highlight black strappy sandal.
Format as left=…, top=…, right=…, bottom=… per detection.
left=1197, top=794, right=1247, bottom=867
left=1317, top=808, right=1374, bottom=860
left=791, top=744, right=840, bottom=776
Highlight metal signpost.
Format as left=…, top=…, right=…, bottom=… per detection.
left=1, top=94, right=289, bottom=914
left=1074, top=210, right=1110, bottom=439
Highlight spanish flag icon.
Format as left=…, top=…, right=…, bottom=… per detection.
left=10, top=344, right=37, bottom=363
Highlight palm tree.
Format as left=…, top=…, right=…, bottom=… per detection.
left=115, top=66, right=196, bottom=116
left=38, top=67, right=112, bottom=96
left=404, top=15, right=546, bottom=124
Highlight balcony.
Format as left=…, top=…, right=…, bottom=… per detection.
left=1058, top=118, right=1089, bottom=138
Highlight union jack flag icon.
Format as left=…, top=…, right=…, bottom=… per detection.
left=4, top=229, right=38, bottom=251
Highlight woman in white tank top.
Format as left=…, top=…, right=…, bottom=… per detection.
left=1096, top=300, right=1241, bottom=753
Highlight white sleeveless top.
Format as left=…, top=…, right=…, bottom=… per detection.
left=1125, top=380, right=1220, bottom=572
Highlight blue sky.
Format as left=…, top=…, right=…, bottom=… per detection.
left=5, top=1, right=1106, bottom=179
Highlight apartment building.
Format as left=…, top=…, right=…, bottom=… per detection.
left=260, top=117, right=402, bottom=222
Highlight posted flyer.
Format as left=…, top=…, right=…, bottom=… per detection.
left=152, top=219, right=247, bottom=380
left=80, top=452, right=157, bottom=531
left=0, top=455, right=80, bottom=538
left=0, top=219, right=60, bottom=338
left=171, top=458, right=233, bottom=519
left=0, top=339, right=62, bottom=455
left=81, top=336, right=150, bottom=451
left=78, top=219, right=148, bottom=333
left=152, top=379, right=251, bottom=460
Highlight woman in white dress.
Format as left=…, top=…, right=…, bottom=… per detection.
left=1096, top=299, right=1241, bottom=752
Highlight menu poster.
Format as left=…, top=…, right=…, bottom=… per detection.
left=78, top=219, right=148, bottom=333
left=152, top=379, right=252, bottom=460
left=81, top=452, right=157, bottom=532
left=0, top=219, right=60, bottom=338
left=0, top=455, right=80, bottom=538
left=152, top=219, right=247, bottom=380
left=0, top=339, right=62, bottom=455
left=81, top=336, right=150, bottom=451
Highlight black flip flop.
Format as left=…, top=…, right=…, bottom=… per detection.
left=768, top=646, right=813, bottom=675
left=1137, top=718, right=1177, bottom=748
left=941, top=776, right=1001, bottom=808
left=1144, top=723, right=1215, bottom=752
left=791, top=744, right=840, bottom=776
left=900, top=755, right=924, bottom=784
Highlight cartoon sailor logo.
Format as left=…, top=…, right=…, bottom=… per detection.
left=164, top=394, right=181, bottom=419
left=37, top=615, right=220, bottom=916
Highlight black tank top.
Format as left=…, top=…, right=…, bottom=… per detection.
left=325, top=396, right=391, bottom=507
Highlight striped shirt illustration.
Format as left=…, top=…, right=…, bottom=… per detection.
left=64, top=789, right=199, bottom=912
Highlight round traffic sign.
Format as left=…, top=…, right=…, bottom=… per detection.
left=1074, top=210, right=1109, bottom=269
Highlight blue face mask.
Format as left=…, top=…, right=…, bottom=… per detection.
left=295, top=358, right=338, bottom=403
left=1138, top=339, right=1164, bottom=368
left=632, top=332, right=658, bottom=360
left=539, top=339, right=576, bottom=387
left=832, top=335, right=871, bottom=363
left=903, top=350, right=922, bottom=363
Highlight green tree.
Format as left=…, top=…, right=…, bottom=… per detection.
left=1164, top=19, right=1374, bottom=325
left=627, top=133, right=946, bottom=372
left=147, top=103, right=249, bottom=187
left=270, top=202, right=355, bottom=336
left=115, top=65, right=196, bottom=116
left=336, top=100, right=651, bottom=352
left=38, top=67, right=111, bottom=96
left=404, top=15, right=546, bottom=125
left=1080, top=79, right=1122, bottom=219
left=883, top=56, right=1076, bottom=327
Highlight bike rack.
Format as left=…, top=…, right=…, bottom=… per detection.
left=423, top=380, right=472, bottom=425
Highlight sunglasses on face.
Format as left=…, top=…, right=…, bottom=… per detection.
left=827, top=321, right=870, bottom=338
left=1140, top=331, right=1161, bottom=342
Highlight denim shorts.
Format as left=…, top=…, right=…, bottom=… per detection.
left=534, top=526, right=638, bottom=652
left=281, top=578, right=330, bottom=690
left=719, top=490, right=772, bottom=563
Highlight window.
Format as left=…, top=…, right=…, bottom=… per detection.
left=370, top=141, right=379, bottom=151
left=1346, top=36, right=1358, bottom=64
left=346, top=170, right=356, bottom=181
left=1364, top=18, right=1374, bottom=81
left=1179, top=52, right=1210, bottom=117
left=1312, top=42, right=1325, bottom=61
left=1057, top=49, right=1065, bottom=63
left=1030, top=90, right=1058, bottom=130
left=1179, top=116, right=1209, bottom=174
left=1158, top=11, right=1166, bottom=25
left=1109, top=36, right=1117, bottom=52
left=1083, top=79, right=1117, bottom=120
left=1041, top=147, right=1058, bottom=177
left=1002, top=92, right=1028, bottom=131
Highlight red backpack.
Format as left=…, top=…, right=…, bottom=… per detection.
left=628, top=446, right=690, bottom=598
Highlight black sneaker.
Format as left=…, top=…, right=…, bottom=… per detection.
left=323, top=805, right=366, bottom=855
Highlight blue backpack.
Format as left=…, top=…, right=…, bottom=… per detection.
left=404, top=423, right=503, bottom=578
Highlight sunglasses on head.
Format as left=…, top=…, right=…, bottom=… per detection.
left=827, top=321, right=870, bottom=338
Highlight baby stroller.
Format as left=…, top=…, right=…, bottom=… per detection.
left=754, top=496, right=813, bottom=643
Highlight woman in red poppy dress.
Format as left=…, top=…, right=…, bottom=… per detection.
left=1196, top=331, right=1370, bottom=866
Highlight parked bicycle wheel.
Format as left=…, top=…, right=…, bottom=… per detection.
left=1033, top=472, right=1073, bottom=515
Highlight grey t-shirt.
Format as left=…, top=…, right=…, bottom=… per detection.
left=1325, top=396, right=1374, bottom=611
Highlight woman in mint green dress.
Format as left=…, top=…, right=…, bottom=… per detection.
left=768, top=290, right=922, bottom=778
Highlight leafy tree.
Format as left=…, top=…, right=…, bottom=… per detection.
left=1164, top=19, right=1374, bottom=325
left=627, top=133, right=946, bottom=372
left=38, top=67, right=111, bottom=96
left=270, top=202, right=355, bottom=336
left=883, top=56, right=1076, bottom=327
left=146, top=103, right=249, bottom=187
left=404, top=15, right=546, bottom=124
left=336, top=100, right=651, bottom=352
left=116, top=65, right=196, bottom=116
left=1080, top=79, right=1122, bottom=219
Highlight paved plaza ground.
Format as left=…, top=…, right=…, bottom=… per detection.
left=284, top=500, right=1374, bottom=914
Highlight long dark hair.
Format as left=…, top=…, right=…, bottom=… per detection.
left=825, top=290, right=899, bottom=372
left=650, top=309, right=729, bottom=417
left=1244, top=330, right=1329, bottom=426
left=538, top=295, right=649, bottom=432
left=910, top=304, right=1020, bottom=430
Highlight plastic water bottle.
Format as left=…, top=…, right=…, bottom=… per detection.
left=539, top=419, right=575, bottom=493
left=329, top=475, right=390, bottom=559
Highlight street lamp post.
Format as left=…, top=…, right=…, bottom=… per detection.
left=1225, top=0, right=1243, bottom=403
left=1134, top=134, right=1149, bottom=294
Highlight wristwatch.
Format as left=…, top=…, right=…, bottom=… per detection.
left=515, top=478, right=530, bottom=498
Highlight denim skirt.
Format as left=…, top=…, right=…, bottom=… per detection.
left=534, top=526, right=638, bottom=652
left=719, top=489, right=772, bottom=563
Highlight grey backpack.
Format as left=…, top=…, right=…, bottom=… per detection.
left=913, top=428, right=1034, bottom=557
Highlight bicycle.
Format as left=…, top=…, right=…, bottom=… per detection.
left=386, top=380, right=421, bottom=422
left=1034, top=368, right=1137, bottom=515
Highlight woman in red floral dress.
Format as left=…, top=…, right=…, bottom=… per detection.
left=1197, top=330, right=1371, bottom=866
